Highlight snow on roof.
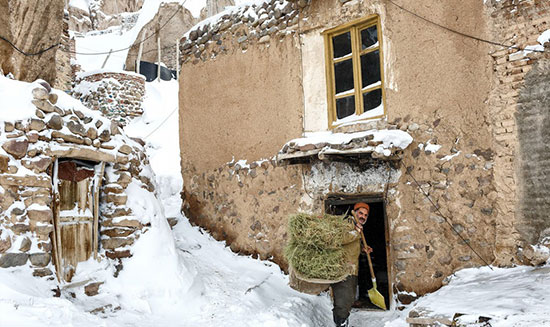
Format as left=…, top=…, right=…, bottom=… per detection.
left=0, top=75, right=105, bottom=124
left=180, top=0, right=300, bottom=63
left=182, top=0, right=282, bottom=37
left=277, top=129, right=413, bottom=163
left=75, top=69, right=145, bottom=80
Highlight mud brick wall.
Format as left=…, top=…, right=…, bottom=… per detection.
left=72, top=72, right=145, bottom=126
left=487, top=0, right=550, bottom=264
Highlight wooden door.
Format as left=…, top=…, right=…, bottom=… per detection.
left=51, top=159, right=104, bottom=282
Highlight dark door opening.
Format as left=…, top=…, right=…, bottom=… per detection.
left=325, top=195, right=391, bottom=310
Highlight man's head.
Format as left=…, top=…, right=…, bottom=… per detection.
left=354, top=202, right=370, bottom=225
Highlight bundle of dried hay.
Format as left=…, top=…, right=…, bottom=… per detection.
left=285, top=213, right=351, bottom=280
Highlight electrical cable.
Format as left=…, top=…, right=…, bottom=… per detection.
left=66, top=2, right=184, bottom=56
left=405, top=169, right=494, bottom=270
left=143, top=105, right=178, bottom=139
left=386, top=0, right=545, bottom=53
left=0, top=35, right=60, bottom=56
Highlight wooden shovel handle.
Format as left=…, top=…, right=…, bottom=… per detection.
left=351, top=211, right=376, bottom=282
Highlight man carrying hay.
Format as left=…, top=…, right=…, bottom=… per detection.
left=331, top=202, right=372, bottom=327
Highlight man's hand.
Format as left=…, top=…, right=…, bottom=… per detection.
left=363, top=245, right=373, bottom=254
left=354, top=223, right=363, bottom=233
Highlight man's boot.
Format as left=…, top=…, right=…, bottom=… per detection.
left=334, top=317, right=349, bottom=327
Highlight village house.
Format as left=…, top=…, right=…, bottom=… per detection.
left=178, top=0, right=550, bottom=308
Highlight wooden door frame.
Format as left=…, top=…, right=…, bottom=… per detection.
left=50, top=158, right=106, bottom=282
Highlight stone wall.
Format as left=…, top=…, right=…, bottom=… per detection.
left=72, top=72, right=145, bottom=126
left=178, top=0, right=301, bottom=65
left=54, top=11, right=75, bottom=92
left=0, top=81, right=153, bottom=277
left=487, top=0, right=550, bottom=265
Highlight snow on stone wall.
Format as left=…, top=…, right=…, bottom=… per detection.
left=179, top=0, right=301, bottom=64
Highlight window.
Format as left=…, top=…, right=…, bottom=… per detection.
left=323, top=16, right=385, bottom=128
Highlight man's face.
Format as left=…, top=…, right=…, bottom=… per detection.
left=356, top=207, right=369, bottom=225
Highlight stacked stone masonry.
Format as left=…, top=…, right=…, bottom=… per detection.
left=0, top=81, right=153, bottom=277
left=72, top=72, right=146, bottom=126
left=179, top=0, right=304, bottom=64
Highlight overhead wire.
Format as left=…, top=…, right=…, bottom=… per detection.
left=0, top=35, right=60, bottom=56
left=4, top=0, right=544, bottom=58
left=386, top=0, right=546, bottom=53
left=405, top=169, right=494, bottom=270
left=143, top=106, right=179, bottom=140
left=66, top=2, right=184, bottom=56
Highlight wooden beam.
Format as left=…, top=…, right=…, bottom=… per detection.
left=157, top=23, right=161, bottom=82
left=93, top=162, right=106, bottom=260
left=176, top=38, right=180, bottom=80
left=51, top=158, right=64, bottom=282
left=136, top=32, right=145, bottom=74
left=101, top=49, right=113, bottom=69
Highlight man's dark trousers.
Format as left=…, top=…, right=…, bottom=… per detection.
left=331, top=275, right=357, bottom=325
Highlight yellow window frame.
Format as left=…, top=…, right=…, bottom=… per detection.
left=323, top=15, right=386, bottom=129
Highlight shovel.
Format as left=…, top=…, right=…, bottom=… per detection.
left=351, top=211, right=387, bottom=310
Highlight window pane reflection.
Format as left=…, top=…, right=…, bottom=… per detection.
left=332, top=32, right=352, bottom=59
left=361, top=51, right=381, bottom=89
left=336, top=96, right=356, bottom=119
left=334, top=59, right=354, bottom=94
left=361, top=25, right=378, bottom=50
left=363, top=89, right=382, bottom=112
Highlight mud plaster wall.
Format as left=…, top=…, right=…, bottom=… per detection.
left=179, top=34, right=304, bottom=173
left=516, top=60, right=550, bottom=244
left=486, top=0, right=550, bottom=263
left=180, top=0, right=502, bottom=298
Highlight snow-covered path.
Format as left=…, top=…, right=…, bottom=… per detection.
left=169, top=218, right=334, bottom=326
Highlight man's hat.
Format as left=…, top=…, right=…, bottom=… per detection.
left=354, top=202, right=370, bottom=212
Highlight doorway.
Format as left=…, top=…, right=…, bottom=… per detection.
left=325, top=195, right=391, bottom=310
left=51, top=158, right=105, bottom=282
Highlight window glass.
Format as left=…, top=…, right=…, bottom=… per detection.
left=334, top=59, right=354, bottom=94
left=336, top=96, right=356, bottom=119
left=361, top=25, right=378, bottom=50
left=360, top=50, right=381, bottom=89
left=332, top=32, right=352, bottom=59
left=363, top=88, right=382, bottom=112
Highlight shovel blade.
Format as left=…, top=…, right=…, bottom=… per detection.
left=368, top=287, right=387, bottom=310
